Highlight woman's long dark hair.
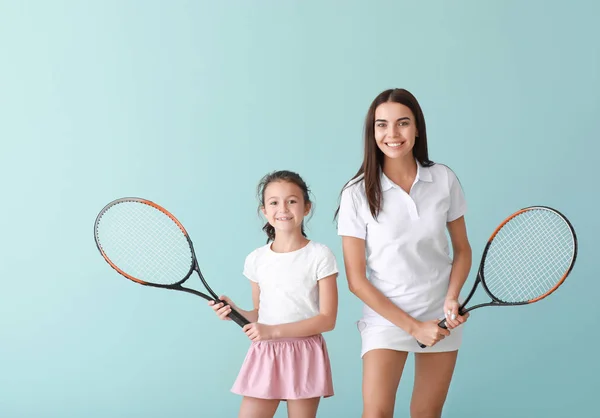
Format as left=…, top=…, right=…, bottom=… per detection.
left=335, top=88, right=433, bottom=220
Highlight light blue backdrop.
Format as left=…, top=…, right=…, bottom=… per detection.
left=1, top=1, right=597, bottom=417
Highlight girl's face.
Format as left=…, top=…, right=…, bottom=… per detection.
left=261, top=181, right=310, bottom=237
left=374, top=102, right=418, bottom=161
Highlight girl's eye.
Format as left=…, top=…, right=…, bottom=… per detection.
left=288, top=200, right=297, bottom=204
left=399, top=121, right=409, bottom=126
left=376, top=123, right=386, bottom=128
left=270, top=201, right=278, bottom=205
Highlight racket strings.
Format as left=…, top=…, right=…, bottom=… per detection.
left=95, top=201, right=193, bottom=285
left=489, top=227, right=568, bottom=298
left=483, top=209, right=575, bottom=303
left=114, top=209, right=188, bottom=276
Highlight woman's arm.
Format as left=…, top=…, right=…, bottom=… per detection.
left=444, top=216, right=472, bottom=329
left=342, top=236, right=449, bottom=346
left=342, top=236, right=418, bottom=332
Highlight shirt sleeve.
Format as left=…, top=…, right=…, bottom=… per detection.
left=337, top=185, right=367, bottom=239
left=316, top=245, right=339, bottom=280
left=242, top=251, right=259, bottom=283
left=446, top=168, right=467, bottom=222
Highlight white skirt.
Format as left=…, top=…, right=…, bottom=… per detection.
left=357, top=319, right=464, bottom=357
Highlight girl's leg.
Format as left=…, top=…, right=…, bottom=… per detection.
left=410, top=351, right=458, bottom=418
left=238, top=396, right=280, bottom=418
left=362, top=349, right=408, bottom=418
left=286, top=397, right=320, bottom=418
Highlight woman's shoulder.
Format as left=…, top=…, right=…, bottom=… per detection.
left=340, top=174, right=367, bottom=202
left=426, top=162, right=460, bottom=183
left=343, top=174, right=365, bottom=190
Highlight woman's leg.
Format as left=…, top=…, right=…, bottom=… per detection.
left=410, top=351, right=458, bottom=418
left=362, top=349, right=409, bottom=418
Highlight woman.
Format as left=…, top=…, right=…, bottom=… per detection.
left=336, top=88, right=472, bottom=417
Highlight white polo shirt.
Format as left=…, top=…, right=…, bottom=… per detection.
left=337, top=161, right=467, bottom=326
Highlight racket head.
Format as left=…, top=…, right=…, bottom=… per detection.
left=94, top=197, right=196, bottom=288
left=479, top=206, right=577, bottom=305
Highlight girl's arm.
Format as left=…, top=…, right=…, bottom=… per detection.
left=443, top=216, right=472, bottom=329
left=271, top=274, right=338, bottom=338
left=243, top=274, right=338, bottom=341
left=341, top=236, right=449, bottom=347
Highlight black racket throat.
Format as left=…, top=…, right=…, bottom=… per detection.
left=118, top=249, right=251, bottom=327
left=135, top=277, right=250, bottom=327
left=437, top=269, right=527, bottom=327
left=175, top=264, right=251, bottom=327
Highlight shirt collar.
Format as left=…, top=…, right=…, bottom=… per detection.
left=380, top=159, right=433, bottom=191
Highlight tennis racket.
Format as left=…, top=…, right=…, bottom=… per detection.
left=418, top=205, right=577, bottom=348
left=94, top=197, right=249, bottom=327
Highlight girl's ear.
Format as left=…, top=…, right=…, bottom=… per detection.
left=304, top=202, right=312, bottom=216
left=260, top=205, right=267, bottom=217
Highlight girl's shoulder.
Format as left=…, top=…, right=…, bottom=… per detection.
left=306, top=241, right=336, bottom=260
left=244, top=243, right=271, bottom=263
left=307, top=240, right=332, bottom=250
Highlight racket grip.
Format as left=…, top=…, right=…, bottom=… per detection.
left=417, top=318, right=450, bottom=348
left=215, top=298, right=250, bottom=327
left=437, top=318, right=449, bottom=329
left=227, top=307, right=250, bottom=327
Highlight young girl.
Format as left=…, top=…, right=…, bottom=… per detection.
left=209, top=170, right=338, bottom=418
left=336, top=88, right=472, bottom=418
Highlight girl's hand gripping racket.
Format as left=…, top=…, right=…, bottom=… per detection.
left=418, top=206, right=577, bottom=348
left=94, top=197, right=250, bottom=327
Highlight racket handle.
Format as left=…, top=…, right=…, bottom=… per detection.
left=416, top=318, right=450, bottom=348
left=215, top=298, right=250, bottom=327
left=227, top=307, right=250, bottom=327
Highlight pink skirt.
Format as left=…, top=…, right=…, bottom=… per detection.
left=231, top=334, right=334, bottom=400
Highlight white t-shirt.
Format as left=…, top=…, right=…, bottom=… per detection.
left=243, top=241, right=339, bottom=326
left=337, top=161, right=467, bottom=326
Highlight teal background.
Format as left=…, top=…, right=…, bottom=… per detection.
left=1, top=1, right=598, bottom=417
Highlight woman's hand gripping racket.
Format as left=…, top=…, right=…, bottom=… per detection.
left=94, top=197, right=250, bottom=327
left=418, top=206, right=577, bottom=348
